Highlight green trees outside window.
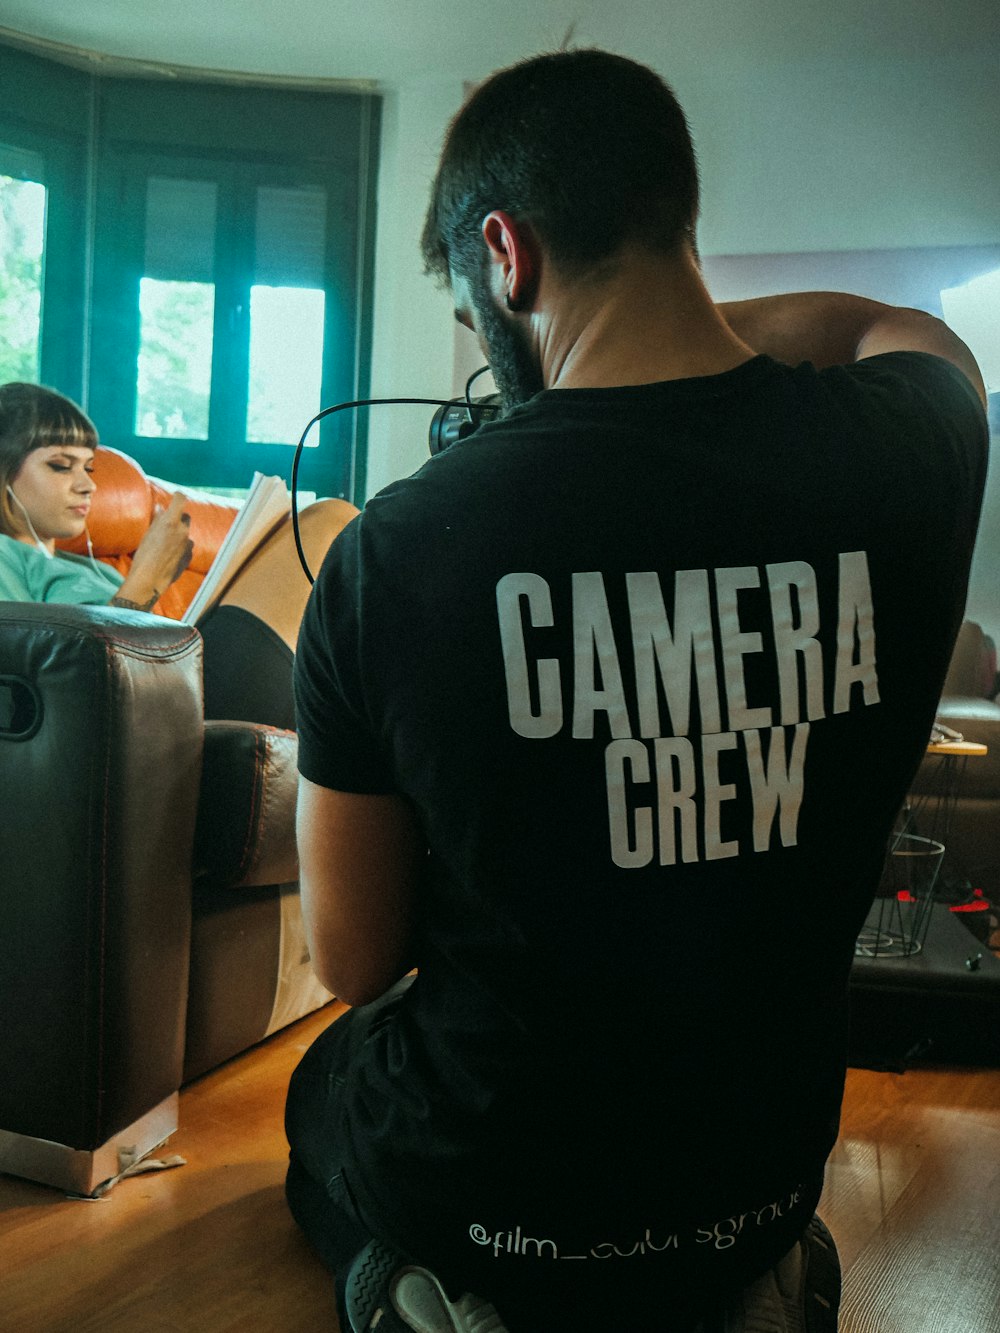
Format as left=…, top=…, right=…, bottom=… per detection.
left=0, top=173, right=46, bottom=384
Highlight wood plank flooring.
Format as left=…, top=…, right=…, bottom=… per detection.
left=2, top=1004, right=999, bottom=1332
left=1, top=1004, right=348, bottom=1333
left=824, top=1062, right=1000, bottom=1332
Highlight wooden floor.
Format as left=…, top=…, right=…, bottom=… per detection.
left=2, top=1005, right=999, bottom=1333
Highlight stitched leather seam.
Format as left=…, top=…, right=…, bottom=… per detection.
left=252, top=736, right=273, bottom=880
left=91, top=645, right=114, bottom=1140
left=0, top=615, right=201, bottom=660
left=238, top=731, right=265, bottom=882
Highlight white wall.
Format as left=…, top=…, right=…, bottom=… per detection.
left=967, top=458, right=1000, bottom=648
left=364, top=77, right=467, bottom=498
left=686, top=49, right=1000, bottom=258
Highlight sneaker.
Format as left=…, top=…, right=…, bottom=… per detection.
left=390, top=1267, right=509, bottom=1332
left=346, top=1239, right=509, bottom=1333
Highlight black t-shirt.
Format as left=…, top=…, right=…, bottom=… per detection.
left=295, top=352, right=987, bottom=1326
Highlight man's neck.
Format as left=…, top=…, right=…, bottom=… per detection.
left=536, top=244, right=756, bottom=391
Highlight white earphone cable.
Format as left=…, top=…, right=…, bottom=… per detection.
left=6, top=485, right=54, bottom=559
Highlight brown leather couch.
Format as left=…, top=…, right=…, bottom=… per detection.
left=912, top=620, right=1000, bottom=910
left=0, top=447, right=332, bottom=1195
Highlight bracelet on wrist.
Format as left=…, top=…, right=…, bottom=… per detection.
left=111, top=588, right=159, bottom=613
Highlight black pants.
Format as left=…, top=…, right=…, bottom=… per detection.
left=285, top=982, right=411, bottom=1325
left=199, top=603, right=296, bottom=729
left=284, top=981, right=841, bottom=1333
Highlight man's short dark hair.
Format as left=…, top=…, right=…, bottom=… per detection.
left=421, top=49, right=700, bottom=287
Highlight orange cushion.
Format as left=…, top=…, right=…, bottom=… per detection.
left=150, top=568, right=205, bottom=621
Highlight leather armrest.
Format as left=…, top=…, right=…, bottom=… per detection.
left=193, top=720, right=299, bottom=889
left=0, top=603, right=203, bottom=1148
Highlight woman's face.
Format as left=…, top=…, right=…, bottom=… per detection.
left=9, top=445, right=96, bottom=551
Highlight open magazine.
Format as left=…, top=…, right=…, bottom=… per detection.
left=181, top=473, right=291, bottom=625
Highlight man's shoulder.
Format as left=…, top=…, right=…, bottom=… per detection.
left=809, top=352, right=989, bottom=472
left=827, top=350, right=986, bottom=418
left=357, top=414, right=543, bottom=530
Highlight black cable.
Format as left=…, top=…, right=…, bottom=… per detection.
left=291, top=395, right=472, bottom=584
left=464, top=364, right=493, bottom=406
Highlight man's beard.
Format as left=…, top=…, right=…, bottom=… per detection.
left=468, top=276, right=545, bottom=413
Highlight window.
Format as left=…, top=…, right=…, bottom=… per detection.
left=0, top=45, right=90, bottom=403
left=136, top=177, right=218, bottom=440
left=0, top=41, right=379, bottom=501
left=0, top=156, right=46, bottom=384
left=248, top=284, right=326, bottom=444
left=247, top=185, right=329, bottom=445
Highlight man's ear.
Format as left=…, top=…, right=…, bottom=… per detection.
left=481, top=211, right=540, bottom=313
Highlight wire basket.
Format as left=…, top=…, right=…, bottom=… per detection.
left=855, top=832, right=945, bottom=958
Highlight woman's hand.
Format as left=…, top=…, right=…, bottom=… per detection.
left=111, top=492, right=194, bottom=612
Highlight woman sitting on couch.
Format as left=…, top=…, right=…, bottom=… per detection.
left=0, top=380, right=356, bottom=728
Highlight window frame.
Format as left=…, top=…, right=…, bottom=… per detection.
left=0, top=45, right=90, bottom=404
left=0, top=42, right=379, bottom=502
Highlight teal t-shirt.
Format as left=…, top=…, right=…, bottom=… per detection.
left=0, top=532, right=124, bottom=604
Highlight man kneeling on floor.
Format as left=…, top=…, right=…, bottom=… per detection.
left=283, top=47, right=988, bottom=1333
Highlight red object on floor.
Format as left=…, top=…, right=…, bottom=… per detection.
left=896, top=886, right=992, bottom=914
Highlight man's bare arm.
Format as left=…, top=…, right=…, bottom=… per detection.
left=719, top=292, right=988, bottom=409
left=296, top=778, right=424, bottom=1006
